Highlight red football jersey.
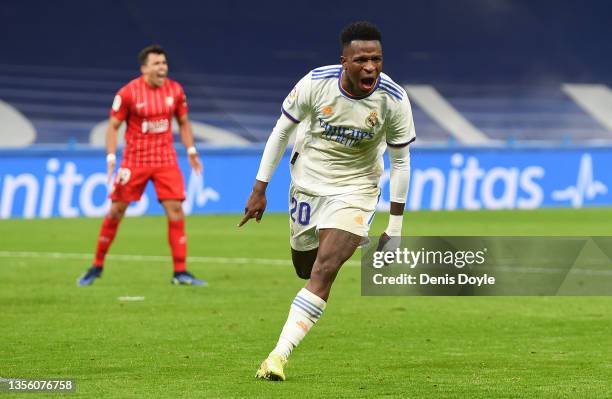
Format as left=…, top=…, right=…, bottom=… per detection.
left=110, top=76, right=188, bottom=167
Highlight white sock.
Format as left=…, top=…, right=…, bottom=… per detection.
left=270, top=288, right=327, bottom=359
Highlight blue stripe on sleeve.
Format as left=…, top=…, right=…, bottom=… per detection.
left=281, top=107, right=301, bottom=123
left=387, top=137, right=416, bottom=148
left=379, top=82, right=403, bottom=97
left=379, top=84, right=403, bottom=101
left=381, top=78, right=404, bottom=93
left=312, top=66, right=342, bottom=74
left=312, top=73, right=340, bottom=80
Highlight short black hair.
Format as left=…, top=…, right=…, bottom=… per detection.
left=340, top=21, right=382, bottom=49
left=138, top=44, right=166, bottom=66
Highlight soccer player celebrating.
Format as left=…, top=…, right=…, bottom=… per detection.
left=78, top=45, right=206, bottom=286
left=239, top=22, right=415, bottom=380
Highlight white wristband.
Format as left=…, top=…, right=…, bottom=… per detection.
left=106, top=153, right=116, bottom=163
left=385, top=214, right=403, bottom=236
left=187, top=146, right=197, bottom=155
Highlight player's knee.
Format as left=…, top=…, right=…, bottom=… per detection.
left=163, top=201, right=184, bottom=221
left=108, top=204, right=128, bottom=220
left=168, top=211, right=184, bottom=221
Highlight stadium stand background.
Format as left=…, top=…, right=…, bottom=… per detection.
left=1, top=0, right=611, bottom=216
left=1, top=0, right=612, bottom=146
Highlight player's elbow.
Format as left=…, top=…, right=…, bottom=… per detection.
left=108, top=116, right=123, bottom=131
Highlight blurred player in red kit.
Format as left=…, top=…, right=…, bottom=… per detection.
left=78, top=45, right=206, bottom=286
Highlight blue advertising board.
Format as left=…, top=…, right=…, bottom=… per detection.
left=0, top=147, right=609, bottom=218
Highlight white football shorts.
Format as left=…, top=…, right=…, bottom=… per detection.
left=288, top=183, right=380, bottom=251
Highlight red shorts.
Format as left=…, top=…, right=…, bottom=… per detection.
left=110, top=165, right=186, bottom=202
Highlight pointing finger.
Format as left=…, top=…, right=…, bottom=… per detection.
left=238, top=211, right=253, bottom=227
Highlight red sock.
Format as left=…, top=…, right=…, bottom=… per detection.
left=93, top=217, right=120, bottom=268
left=168, top=219, right=187, bottom=272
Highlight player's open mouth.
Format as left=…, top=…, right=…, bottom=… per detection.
left=360, top=77, right=376, bottom=91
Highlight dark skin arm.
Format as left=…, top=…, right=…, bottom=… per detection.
left=238, top=180, right=268, bottom=227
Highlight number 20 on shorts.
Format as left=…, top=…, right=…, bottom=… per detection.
left=290, top=197, right=311, bottom=225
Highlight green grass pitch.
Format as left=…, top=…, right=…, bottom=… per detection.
left=1, top=209, right=611, bottom=398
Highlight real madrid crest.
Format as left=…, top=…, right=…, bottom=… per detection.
left=365, top=111, right=378, bottom=128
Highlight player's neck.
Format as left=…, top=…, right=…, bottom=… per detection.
left=340, top=71, right=374, bottom=98
left=142, top=75, right=164, bottom=89
left=340, top=73, right=358, bottom=96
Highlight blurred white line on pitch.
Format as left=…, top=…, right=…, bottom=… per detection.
left=118, top=296, right=145, bottom=301
left=1, top=251, right=611, bottom=274
left=0, top=250, right=360, bottom=267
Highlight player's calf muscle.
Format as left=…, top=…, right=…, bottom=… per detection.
left=309, top=229, right=360, bottom=290
left=319, top=228, right=361, bottom=264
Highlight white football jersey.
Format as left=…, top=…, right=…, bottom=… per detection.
left=282, top=64, right=416, bottom=198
